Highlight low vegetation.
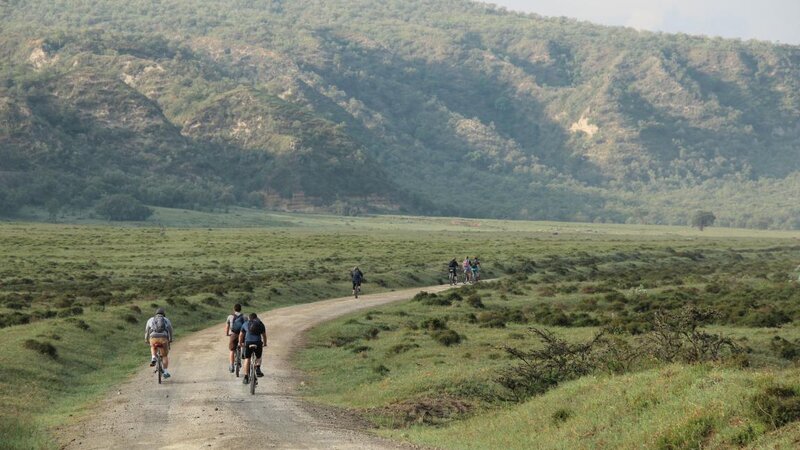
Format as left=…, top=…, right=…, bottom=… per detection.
left=296, top=223, right=800, bottom=448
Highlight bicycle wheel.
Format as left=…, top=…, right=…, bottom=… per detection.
left=235, top=348, right=241, bottom=378
left=249, top=365, right=257, bottom=395
left=156, top=352, right=162, bottom=385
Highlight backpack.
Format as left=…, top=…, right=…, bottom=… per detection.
left=231, top=314, right=245, bottom=333
left=153, top=315, right=166, bottom=333
left=248, top=318, right=261, bottom=334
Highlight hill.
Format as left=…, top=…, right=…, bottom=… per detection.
left=1, top=0, right=799, bottom=227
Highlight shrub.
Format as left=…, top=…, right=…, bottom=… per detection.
left=202, top=297, right=221, bottom=307
left=420, top=318, right=448, bottom=331
left=373, top=364, right=390, bottom=376
left=477, top=311, right=507, bottom=328
left=496, top=328, right=605, bottom=401
left=23, top=339, right=57, bottom=358
left=551, top=408, right=572, bottom=425
left=431, top=329, right=461, bottom=346
left=752, top=386, right=800, bottom=429
left=466, top=294, right=485, bottom=308
left=413, top=292, right=451, bottom=306
left=95, top=194, right=153, bottom=221
left=387, top=343, right=420, bottom=355
left=656, top=416, right=714, bottom=450
left=123, top=314, right=138, bottom=324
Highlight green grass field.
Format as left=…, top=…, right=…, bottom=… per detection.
left=1, top=209, right=799, bottom=448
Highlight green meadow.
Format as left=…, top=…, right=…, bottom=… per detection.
left=1, top=209, right=799, bottom=448
left=294, top=218, right=800, bottom=449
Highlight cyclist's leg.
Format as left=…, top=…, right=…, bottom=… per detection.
left=254, top=344, right=264, bottom=376
left=228, top=334, right=237, bottom=366
left=158, top=339, right=170, bottom=369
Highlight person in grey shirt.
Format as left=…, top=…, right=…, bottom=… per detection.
left=145, top=307, right=174, bottom=378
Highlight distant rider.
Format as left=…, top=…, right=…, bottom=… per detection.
left=471, top=257, right=481, bottom=282
left=239, top=312, right=267, bottom=384
left=462, top=257, right=472, bottom=283
left=224, top=303, right=245, bottom=373
left=351, top=266, right=364, bottom=296
left=145, top=307, right=174, bottom=379
left=448, top=258, right=459, bottom=284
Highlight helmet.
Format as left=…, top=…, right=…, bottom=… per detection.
left=156, top=307, right=166, bottom=316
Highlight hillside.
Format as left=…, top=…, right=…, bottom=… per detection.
left=1, top=0, right=799, bottom=227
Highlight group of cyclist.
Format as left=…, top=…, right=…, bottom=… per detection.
left=225, top=303, right=267, bottom=385
left=144, top=261, right=480, bottom=383
left=143, top=304, right=268, bottom=386
left=448, top=256, right=481, bottom=284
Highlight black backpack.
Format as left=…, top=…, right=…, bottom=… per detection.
left=153, top=315, right=166, bottom=333
left=231, top=314, right=245, bottom=333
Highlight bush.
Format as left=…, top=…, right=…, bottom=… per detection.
left=656, top=416, right=714, bottom=450
left=23, top=339, right=58, bottom=358
left=123, top=314, right=138, bottom=324
left=386, top=343, right=420, bottom=355
left=431, top=329, right=461, bottom=346
left=420, top=318, right=448, bottom=331
left=95, top=194, right=153, bottom=221
left=413, top=292, right=451, bottom=306
left=477, top=311, right=507, bottom=328
left=466, top=294, right=485, bottom=308
left=751, top=386, right=800, bottom=429
left=551, top=408, right=572, bottom=425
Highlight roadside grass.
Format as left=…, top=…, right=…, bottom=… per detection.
left=295, top=224, right=800, bottom=449
left=2, top=211, right=798, bottom=448
left=392, top=365, right=800, bottom=449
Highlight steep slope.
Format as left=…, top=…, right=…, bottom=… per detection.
left=1, top=0, right=798, bottom=227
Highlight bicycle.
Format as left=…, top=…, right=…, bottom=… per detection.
left=153, top=343, right=165, bottom=384
left=354, top=283, right=361, bottom=299
left=448, top=268, right=458, bottom=285
left=234, top=343, right=242, bottom=378
left=247, top=344, right=259, bottom=395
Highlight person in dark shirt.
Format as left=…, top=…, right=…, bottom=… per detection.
left=351, top=266, right=364, bottom=296
left=238, top=312, right=267, bottom=384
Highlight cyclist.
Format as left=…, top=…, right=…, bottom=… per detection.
left=238, top=312, right=267, bottom=385
left=145, top=307, right=174, bottom=379
left=351, top=266, right=364, bottom=296
left=224, top=303, right=245, bottom=373
left=471, top=257, right=481, bottom=282
left=448, top=258, right=459, bottom=285
left=462, top=257, right=472, bottom=283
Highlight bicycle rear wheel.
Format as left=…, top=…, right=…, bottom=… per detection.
left=249, top=365, right=257, bottom=395
left=235, top=349, right=241, bottom=377
left=156, top=353, right=163, bottom=385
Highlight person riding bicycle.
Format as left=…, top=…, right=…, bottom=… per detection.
left=448, top=258, right=459, bottom=282
left=471, top=257, right=481, bottom=281
left=145, top=307, right=174, bottom=379
left=351, top=266, right=364, bottom=296
left=224, top=303, right=245, bottom=373
left=238, top=312, right=267, bottom=385
left=462, top=257, right=472, bottom=282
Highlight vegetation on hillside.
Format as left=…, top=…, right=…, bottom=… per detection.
left=297, top=234, right=800, bottom=448
left=1, top=0, right=799, bottom=227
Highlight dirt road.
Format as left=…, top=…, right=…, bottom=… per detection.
left=59, top=284, right=457, bottom=449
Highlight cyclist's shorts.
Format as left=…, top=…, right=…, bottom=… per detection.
left=353, top=281, right=362, bottom=289
left=228, top=333, right=240, bottom=351
left=244, top=342, right=263, bottom=359
left=150, top=337, right=170, bottom=356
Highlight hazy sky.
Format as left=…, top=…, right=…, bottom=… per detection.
left=486, top=0, right=800, bottom=45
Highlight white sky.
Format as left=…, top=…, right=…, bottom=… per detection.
left=485, top=0, right=800, bottom=45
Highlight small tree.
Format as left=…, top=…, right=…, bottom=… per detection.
left=95, top=194, right=153, bottom=221
left=691, top=210, right=716, bottom=231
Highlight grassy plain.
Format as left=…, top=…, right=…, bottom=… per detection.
left=1, top=209, right=798, bottom=448
left=295, top=219, right=800, bottom=449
